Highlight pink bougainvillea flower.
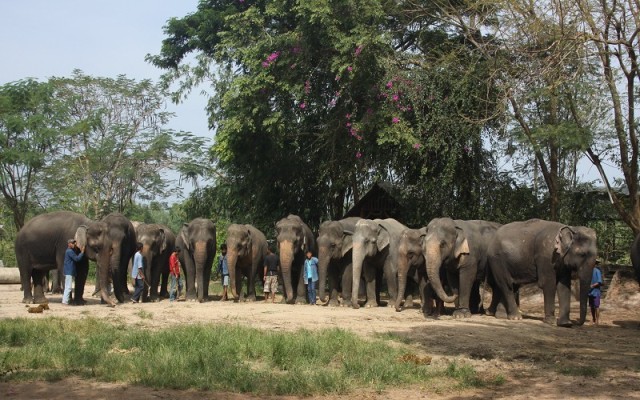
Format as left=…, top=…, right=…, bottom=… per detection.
left=267, top=51, right=280, bottom=62
left=392, top=94, right=399, bottom=102
left=299, top=102, right=306, bottom=109
left=464, top=145, right=470, bottom=153
left=413, top=143, right=421, bottom=149
left=292, top=46, right=301, bottom=54
left=345, top=113, right=351, bottom=119
left=356, top=135, right=362, bottom=141
left=290, top=63, right=297, bottom=69
left=386, top=80, right=393, bottom=88
left=392, top=117, right=400, bottom=124
left=355, top=151, right=362, bottom=158
left=304, top=80, right=311, bottom=94
left=355, top=46, right=363, bottom=56
left=335, top=75, right=341, bottom=81
left=347, top=66, right=353, bottom=72
left=262, top=61, right=270, bottom=68
left=346, top=122, right=352, bottom=127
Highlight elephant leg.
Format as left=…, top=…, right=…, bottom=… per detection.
left=73, top=260, right=89, bottom=305
left=327, top=270, right=339, bottom=306
left=490, top=265, right=520, bottom=320
left=383, top=259, right=398, bottom=307
left=235, top=272, right=244, bottom=302
left=20, top=266, right=34, bottom=304
left=51, top=268, right=63, bottom=294
left=446, top=269, right=460, bottom=308
left=538, top=279, right=556, bottom=325
left=150, top=263, right=161, bottom=302
left=555, top=275, right=572, bottom=327
left=340, top=264, right=353, bottom=307
left=159, top=266, right=170, bottom=298
left=32, top=269, right=48, bottom=304
left=295, top=268, right=307, bottom=304
left=203, top=266, right=212, bottom=300
left=246, top=267, right=257, bottom=302
left=453, top=265, right=476, bottom=318
left=363, top=266, right=378, bottom=308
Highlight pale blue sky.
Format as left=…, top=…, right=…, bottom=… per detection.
left=0, top=0, right=210, bottom=201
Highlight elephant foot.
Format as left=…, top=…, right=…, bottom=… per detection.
left=245, top=296, right=256, bottom=302
left=453, top=308, right=472, bottom=319
left=33, top=296, right=48, bottom=305
left=395, top=306, right=403, bottom=312
left=507, top=312, right=522, bottom=320
left=159, top=290, right=169, bottom=298
left=22, top=296, right=34, bottom=304
left=73, top=298, right=87, bottom=306
left=556, top=318, right=572, bottom=328
left=295, top=298, right=307, bottom=305
left=364, top=301, right=378, bottom=308
left=52, top=288, right=63, bottom=294
left=485, top=307, right=496, bottom=317
left=341, top=299, right=352, bottom=308
left=328, top=298, right=340, bottom=307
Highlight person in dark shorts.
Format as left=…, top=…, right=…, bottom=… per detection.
left=217, top=244, right=229, bottom=301
left=263, top=246, right=279, bottom=303
left=589, top=260, right=604, bottom=325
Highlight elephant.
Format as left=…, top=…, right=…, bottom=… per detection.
left=316, top=217, right=359, bottom=307
left=136, top=223, right=175, bottom=302
left=78, top=213, right=137, bottom=305
left=276, top=214, right=317, bottom=304
left=16, top=211, right=136, bottom=306
left=631, top=232, right=640, bottom=284
left=394, top=227, right=431, bottom=314
left=487, top=219, right=598, bottom=327
left=422, top=218, right=502, bottom=318
left=226, top=223, right=268, bottom=302
left=176, top=218, right=216, bottom=302
left=351, top=218, right=406, bottom=309
left=16, top=211, right=92, bottom=305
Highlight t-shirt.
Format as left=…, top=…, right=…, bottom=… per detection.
left=264, top=253, right=279, bottom=275
left=589, top=267, right=603, bottom=297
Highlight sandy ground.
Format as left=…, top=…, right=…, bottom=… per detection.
left=1, top=274, right=640, bottom=400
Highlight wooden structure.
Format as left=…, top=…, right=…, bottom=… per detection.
left=344, top=182, right=402, bottom=220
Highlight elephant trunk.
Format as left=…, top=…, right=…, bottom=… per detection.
left=97, top=252, right=115, bottom=306
left=141, top=246, right=153, bottom=300
left=227, top=247, right=239, bottom=300
left=279, top=241, right=295, bottom=304
left=110, top=244, right=125, bottom=304
left=317, top=245, right=331, bottom=303
left=351, top=242, right=364, bottom=309
left=194, top=242, right=208, bottom=302
left=425, top=243, right=457, bottom=304
left=395, top=258, right=409, bottom=312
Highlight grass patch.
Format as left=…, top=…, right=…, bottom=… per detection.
left=0, top=318, right=484, bottom=395
left=374, top=331, right=413, bottom=344
left=134, top=310, right=153, bottom=320
left=438, top=361, right=505, bottom=389
left=556, top=364, right=601, bottom=377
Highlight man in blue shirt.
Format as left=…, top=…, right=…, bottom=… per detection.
left=589, top=260, right=604, bottom=325
left=131, top=242, right=145, bottom=303
left=63, top=239, right=85, bottom=305
left=303, top=251, right=319, bottom=305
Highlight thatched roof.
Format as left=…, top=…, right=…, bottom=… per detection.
left=344, top=182, right=402, bottom=220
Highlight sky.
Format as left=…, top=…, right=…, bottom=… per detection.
left=0, top=0, right=210, bottom=202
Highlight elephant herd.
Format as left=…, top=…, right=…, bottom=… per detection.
left=16, top=210, right=607, bottom=327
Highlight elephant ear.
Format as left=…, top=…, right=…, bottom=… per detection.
left=418, top=227, right=428, bottom=246
left=554, top=226, right=575, bottom=257
left=180, top=223, right=191, bottom=251
left=454, top=227, right=470, bottom=258
left=159, top=229, right=167, bottom=252
left=377, top=224, right=391, bottom=252
left=342, top=229, right=354, bottom=257
left=75, top=225, right=88, bottom=248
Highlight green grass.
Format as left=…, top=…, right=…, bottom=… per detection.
left=0, top=318, right=505, bottom=395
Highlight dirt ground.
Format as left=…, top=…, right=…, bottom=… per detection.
left=1, top=274, right=640, bottom=400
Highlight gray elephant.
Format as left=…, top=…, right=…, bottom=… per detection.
left=16, top=212, right=92, bottom=305
left=394, top=228, right=430, bottom=313
left=276, top=214, right=317, bottom=304
left=78, top=213, right=137, bottom=305
left=351, top=218, right=406, bottom=309
left=16, top=211, right=136, bottom=306
left=226, top=223, right=268, bottom=302
left=316, top=217, right=359, bottom=306
left=487, top=219, right=597, bottom=327
left=176, top=218, right=216, bottom=302
left=423, top=218, right=501, bottom=318
left=631, top=232, right=640, bottom=284
left=136, top=223, right=175, bottom=302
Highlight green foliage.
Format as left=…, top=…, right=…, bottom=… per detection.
left=556, top=364, right=601, bottom=378
left=0, top=318, right=449, bottom=395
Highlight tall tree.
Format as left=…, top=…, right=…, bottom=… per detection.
left=41, top=70, right=210, bottom=218
left=0, top=79, right=62, bottom=229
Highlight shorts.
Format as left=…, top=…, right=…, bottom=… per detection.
left=223, top=275, right=229, bottom=287
left=264, top=275, right=278, bottom=293
left=589, top=295, right=600, bottom=308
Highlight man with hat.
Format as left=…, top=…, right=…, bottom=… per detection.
left=63, top=238, right=85, bottom=305
left=169, top=246, right=183, bottom=302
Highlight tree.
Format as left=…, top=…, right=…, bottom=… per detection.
left=0, top=79, right=63, bottom=229
left=41, top=70, right=211, bottom=218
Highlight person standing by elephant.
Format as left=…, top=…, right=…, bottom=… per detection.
left=589, top=260, right=604, bottom=325
left=62, top=239, right=85, bottom=305
left=263, top=245, right=280, bottom=303
left=169, top=247, right=183, bottom=302
left=217, top=244, right=229, bottom=301
left=304, top=251, right=319, bottom=305
left=131, top=242, right=145, bottom=303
